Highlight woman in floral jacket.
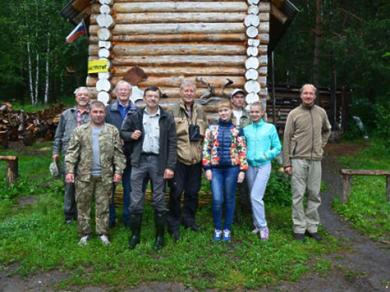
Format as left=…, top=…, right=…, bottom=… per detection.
left=202, top=100, right=248, bottom=241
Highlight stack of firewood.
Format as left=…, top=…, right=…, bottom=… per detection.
left=0, top=103, right=64, bottom=147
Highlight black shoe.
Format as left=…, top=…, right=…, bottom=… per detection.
left=171, top=230, right=180, bottom=242
left=306, top=231, right=323, bottom=241
left=293, top=232, right=305, bottom=241
left=128, top=235, right=140, bottom=249
left=185, top=223, right=200, bottom=232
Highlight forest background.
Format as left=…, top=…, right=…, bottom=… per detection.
left=0, top=0, right=388, bottom=137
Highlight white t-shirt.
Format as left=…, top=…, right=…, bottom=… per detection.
left=232, top=110, right=243, bottom=126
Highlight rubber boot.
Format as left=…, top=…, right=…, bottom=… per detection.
left=153, top=212, right=166, bottom=251
left=128, top=214, right=142, bottom=249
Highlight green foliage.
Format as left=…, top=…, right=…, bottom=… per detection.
left=373, top=102, right=390, bottom=148
left=275, top=1, right=390, bottom=134
left=265, top=165, right=292, bottom=207
left=0, top=142, right=340, bottom=289
left=333, top=140, right=390, bottom=241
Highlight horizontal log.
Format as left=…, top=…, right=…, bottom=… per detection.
left=0, top=155, right=17, bottom=161
left=87, top=75, right=245, bottom=88
left=90, top=33, right=246, bottom=43
left=91, top=23, right=246, bottom=35
left=114, top=2, right=247, bottom=13
left=340, top=169, right=390, bottom=176
left=110, top=44, right=246, bottom=56
left=259, top=22, right=270, bottom=33
left=271, top=3, right=288, bottom=24
left=111, top=55, right=246, bottom=66
left=113, top=12, right=245, bottom=24
left=259, top=2, right=271, bottom=12
left=113, top=66, right=245, bottom=76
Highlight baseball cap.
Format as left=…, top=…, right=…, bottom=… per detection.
left=231, top=88, right=246, bottom=98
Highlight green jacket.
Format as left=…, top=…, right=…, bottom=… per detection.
left=65, top=122, right=126, bottom=184
left=283, top=104, right=331, bottom=167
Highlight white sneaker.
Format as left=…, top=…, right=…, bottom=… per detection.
left=251, top=227, right=260, bottom=234
left=99, top=234, right=110, bottom=246
left=78, top=235, right=89, bottom=246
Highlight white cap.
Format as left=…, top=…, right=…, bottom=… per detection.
left=231, top=88, right=246, bottom=98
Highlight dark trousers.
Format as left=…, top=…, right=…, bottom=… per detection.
left=167, top=162, right=202, bottom=232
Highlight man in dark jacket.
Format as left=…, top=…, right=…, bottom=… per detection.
left=105, top=80, right=137, bottom=228
left=121, top=86, right=176, bottom=250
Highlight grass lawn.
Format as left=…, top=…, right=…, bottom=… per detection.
left=333, top=140, right=390, bottom=242
left=0, top=142, right=339, bottom=289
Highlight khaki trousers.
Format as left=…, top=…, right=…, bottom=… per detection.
left=291, top=159, right=322, bottom=233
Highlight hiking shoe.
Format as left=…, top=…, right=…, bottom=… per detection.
left=293, top=232, right=305, bottom=241
left=223, top=229, right=231, bottom=242
left=251, top=227, right=260, bottom=234
left=259, top=227, right=269, bottom=241
left=78, top=235, right=89, bottom=246
left=306, top=231, right=323, bottom=241
left=99, top=234, right=111, bottom=246
left=213, top=229, right=222, bottom=241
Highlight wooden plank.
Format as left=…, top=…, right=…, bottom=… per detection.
left=0, top=156, right=18, bottom=184
left=387, top=176, right=390, bottom=202
left=340, top=169, right=390, bottom=176
left=112, top=66, right=245, bottom=76
left=341, top=174, right=351, bottom=203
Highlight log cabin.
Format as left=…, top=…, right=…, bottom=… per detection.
left=61, top=0, right=306, bottom=126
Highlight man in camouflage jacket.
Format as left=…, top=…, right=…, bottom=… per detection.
left=65, top=101, right=126, bottom=246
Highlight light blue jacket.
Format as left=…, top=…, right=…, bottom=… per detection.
left=243, top=119, right=281, bottom=167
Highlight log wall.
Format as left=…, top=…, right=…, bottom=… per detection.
left=88, top=0, right=271, bottom=101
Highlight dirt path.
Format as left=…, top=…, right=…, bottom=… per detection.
left=1, top=144, right=389, bottom=291
left=274, top=144, right=390, bottom=291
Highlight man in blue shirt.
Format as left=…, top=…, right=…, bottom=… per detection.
left=106, top=80, right=138, bottom=227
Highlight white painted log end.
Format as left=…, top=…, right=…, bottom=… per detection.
left=97, top=91, right=111, bottom=104
left=98, top=0, right=113, bottom=6
left=97, top=14, right=114, bottom=29
left=98, top=28, right=111, bottom=41
left=246, top=92, right=260, bottom=104
left=248, top=38, right=260, bottom=47
left=98, top=48, right=110, bottom=58
left=98, top=72, right=111, bottom=80
left=245, top=68, right=259, bottom=81
left=247, top=46, right=259, bottom=57
left=245, top=56, right=260, bottom=70
left=98, top=40, right=111, bottom=49
left=99, top=4, right=111, bottom=14
left=245, top=80, right=261, bottom=94
left=248, top=5, right=259, bottom=15
left=96, top=78, right=111, bottom=92
left=246, top=26, right=259, bottom=38
left=244, top=14, right=260, bottom=27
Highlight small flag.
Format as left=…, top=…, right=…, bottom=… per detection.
left=65, top=20, right=87, bottom=43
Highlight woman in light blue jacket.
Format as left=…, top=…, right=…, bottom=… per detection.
left=243, top=102, right=281, bottom=240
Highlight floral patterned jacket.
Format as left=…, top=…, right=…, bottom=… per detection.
left=202, top=120, right=248, bottom=171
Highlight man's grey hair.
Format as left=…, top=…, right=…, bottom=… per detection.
left=180, top=79, right=196, bottom=90
left=74, top=86, right=90, bottom=96
left=90, top=100, right=106, bottom=109
left=114, top=80, right=132, bottom=92
left=300, top=84, right=317, bottom=96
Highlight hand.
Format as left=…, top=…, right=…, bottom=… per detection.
left=205, top=169, right=212, bottom=181
left=65, top=173, right=74, bottom=184
left=237, top=171, right=245, bottom=183
left=131, top=130, right=142, bottom=140
left=52, top=154, right=59, bottom=161
left=113, top=174, right=122, bottom=183
left=284, top=166, right=292, bottom=176
left=163, top=168, right=174, bottom=179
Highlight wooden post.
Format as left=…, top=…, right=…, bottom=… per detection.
left=341, top=174, right=351, bottom=203
left=386, top=175, right=390, bottom=202
left=0, top=156, right=18, bottom=184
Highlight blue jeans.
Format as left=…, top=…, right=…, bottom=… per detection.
left=211, top=167, right=240, bottom=231
left=109, top=163, right=131, bottom=226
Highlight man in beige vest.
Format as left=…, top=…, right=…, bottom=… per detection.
left=167, top=80, right=208, bottom=241
left=283, top=84, right=331, bottom=241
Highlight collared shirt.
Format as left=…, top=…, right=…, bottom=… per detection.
left=142, top=108, right=160, bottom=154
left=76, top=107, right=90, bottom=127
left=232, top=110, right=243, bottom=126
left=117, top=101, right=132, bottom=120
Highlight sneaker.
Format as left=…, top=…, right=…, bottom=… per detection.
left=78, top=235, right=89, bottom=246
left=293, top=232, right=305, bottom=242
left=259, top=227, right=269, bottom=241
left=213, top=229, right=222, bottom=241
left=305, top=231, right=323, bottom=241
left=99, top=234, right=111, bottom=246
left=223, top=229, right=231, bottom=242
left=251, top=227, right=260, bottom=234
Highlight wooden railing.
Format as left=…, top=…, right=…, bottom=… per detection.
left=340, top=169, right=390, bottom=203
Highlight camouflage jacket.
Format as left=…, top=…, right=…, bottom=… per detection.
left=65, top=122, right=126, bottom=184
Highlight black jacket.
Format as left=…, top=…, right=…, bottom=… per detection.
left=120, top=107, right=177, bottom=174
